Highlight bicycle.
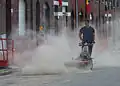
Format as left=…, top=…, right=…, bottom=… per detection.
left=75, top=42, right=94, bottom=70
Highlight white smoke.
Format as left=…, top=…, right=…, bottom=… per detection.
left=12, top=28, right=80, bottom=74
left=10, top=19, right=120, bottom=75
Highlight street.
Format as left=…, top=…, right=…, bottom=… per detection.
left=1, top=18, right=120, bottom=86
left=0, top=67, right=120, bottom=86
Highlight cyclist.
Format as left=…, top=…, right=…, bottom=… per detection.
left=79, top=20, right=95, bottom=56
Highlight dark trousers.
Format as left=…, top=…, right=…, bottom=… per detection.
left=82, top=45, right=93, bottom=56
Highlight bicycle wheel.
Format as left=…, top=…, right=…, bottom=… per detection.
left=85, top=59, right=93, bottom=70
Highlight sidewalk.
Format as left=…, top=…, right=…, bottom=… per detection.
left=0, top=67, right=13, bottom=75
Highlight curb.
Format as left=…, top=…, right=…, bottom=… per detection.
left=0, top=68, right=13, bottom=76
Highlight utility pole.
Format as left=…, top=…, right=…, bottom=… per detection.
left=36, top=0, right=40, bottom=46
left=6, top=0, right=11, bottom=39
left=24, top=0, right=28, bottom=32
left=54, top=5, right=58, bottom=35
left=112, top=0, right=117, bottom=47
left=75, top=0, right=78, bottom=28
left=30, top=0, right=33, bottom=39
left=85, top=0, right=87, bottom=19
left=6, top=0, right=11, bottom=50
left=98, top=0, right=100, bottom=26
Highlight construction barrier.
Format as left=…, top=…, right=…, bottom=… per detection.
left=0, top=38, right=15, bottom=68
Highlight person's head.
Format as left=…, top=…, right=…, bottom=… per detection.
left=85, top=20, right=89, bottom=26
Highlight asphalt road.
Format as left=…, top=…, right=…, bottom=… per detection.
left=0, top=67, right=120, bottom=86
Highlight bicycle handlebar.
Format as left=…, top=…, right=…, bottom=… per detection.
left=79, top=42, right=95, bottom=46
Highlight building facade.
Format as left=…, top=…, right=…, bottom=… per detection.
left=0, top=0, right=119, bottom=37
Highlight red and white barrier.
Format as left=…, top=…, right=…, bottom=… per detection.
left=0, top=38, right=15, bottom=67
